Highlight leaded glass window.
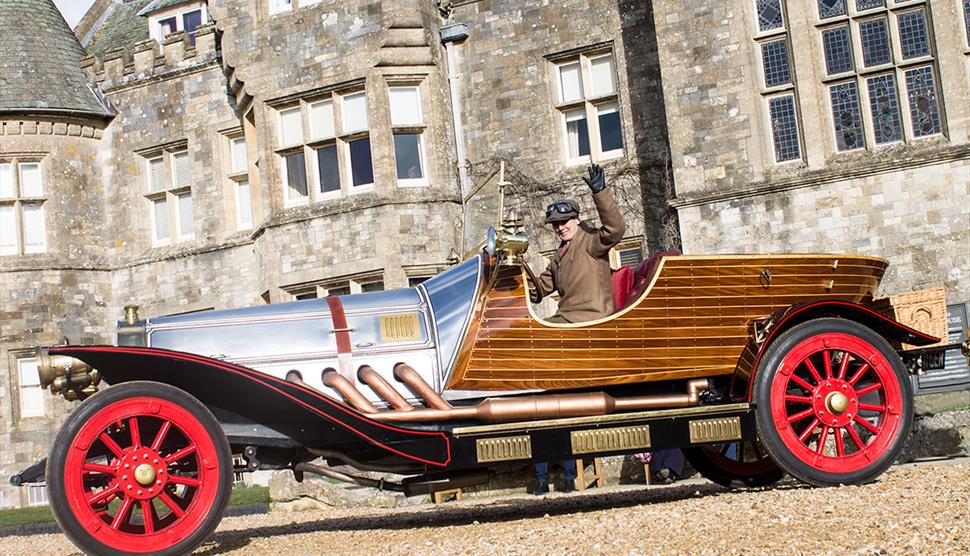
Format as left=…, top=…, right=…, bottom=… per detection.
left=897, top=10, right=929, bottom=60
left=964, top=1, right=970, bottom=46
left=818, top=0, right=846, bottom=20
left=757, top=0, right=784, bottom=32
left=905, top=66, right=941, bottom=137
left=855, top=0, right=883, bottom=11
left=859, top=18, right=891, bottom=67
left=769, top=95, right=801, bottom=162
left=822, top=26, right=853, bottom=75
left=761, top=39, right=792, bottom=87
left=866, top=74, right=902, bottom=144
left=829, top=82, right=864, bottom=151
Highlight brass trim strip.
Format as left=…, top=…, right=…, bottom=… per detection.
left=571, top=425, right=651, bottom=454
left=689, top=417, right=743, bottom=444
left=452, top=402, right=750, bottom=437
left=476, top=435, right=532, bottom=462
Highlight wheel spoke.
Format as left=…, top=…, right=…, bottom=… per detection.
left=159, top=491, right=186, bottom=519
left=168, top=474, right=202, bottom=488
left=790, top=373, right=815, bottom=392
left=834, top=427, right=845, bottom=456
left=803, top=358, right=823, bottom=384
left=823, top=350, right=833, bottom=379
left=150, top=420, right=171, bottom=453
left=784, top=394, right=812, bottom=404
left=110, top=496, right=134, bottom=530
left=816, top=426, right=830, bottom=454
left=848, top=363, right=871, bottom=385
left=855, top=383, right=883, bottom=396
left=128, top=417, right=142, bottom=448
left=86, top=484, right=120, bottom=507
left=857, top=403, right=886, bottom=412
left=141, top=501, right=155, bottom=535
left=837, top=352, right=851, bottom=380
left=787, top=407, right=815, bottom=423
left=165, top=444, right=197, bottom=464
left=798, top=417, right=820, bottom=443
left=846, top=423, right=866, bottom=450
left=99, top=432, right=126, bottom=459
left=854, top=415, right=880, bottom=434
left=82, top=462, right=117, bottom=476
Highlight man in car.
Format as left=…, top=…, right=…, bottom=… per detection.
left=528, top=164, right=626, bottom=495
left=531, top=163, right=626, bottom=323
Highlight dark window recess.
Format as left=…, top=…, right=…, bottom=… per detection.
left=866, top=74, right=903, bottom=144
left=817, top=0, right=846, bottom=20
left=618, top=247, right=643, bottom=267
left=830, top=82, right=865, bottom=152
left=769, top=95, right=801, bottom=162
left=285, top=152, right=307, bottom=198
left=361, top=281, right=384, bottom=292
left=897, top=10, right=930, bottom=60
left=822, top=26, right=854, bottom=75
left=598, top=108, right=623, bottom=152
left=408, top=276, right=429, bottom=287
left=328, top=286, right=351, bottom=296
left=761, top=39, right=792, bottom=87
left=757, top=0, right=784, bottom=32
left=859, top=18, right=892, bottom=67
left=905, top=66, right=942, bottom=137
left=295, top=291, right=317, bottom=300
left=393, top=133, right=423, bottom=180
left=349, top=137, right=374, bottom=186
left=159, top=16, right=176, bottom=36
left=964, top=1, right=970, bottom=46
left=855, top=0, right=884, bottom=11
left=182, top=10, right=202, bottom=46
left=316, top=145, right=340, bottom=193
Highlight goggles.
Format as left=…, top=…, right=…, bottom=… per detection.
left=545, top=201, right=577, bottom=220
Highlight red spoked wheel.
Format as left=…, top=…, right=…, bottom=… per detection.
left=47, top=382, right=232, bottom=556
left=683, top=440, right=784, bottom=488
left=753, top=318, right=913, bottom=486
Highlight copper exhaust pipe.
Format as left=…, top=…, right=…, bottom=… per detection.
left=358, top=366, right=413, bottom=411
left=613, top=378, right=709, bottom=411
left=393, top=364, right=452, bottom=410
left=322, top=369, right=378, bottom=414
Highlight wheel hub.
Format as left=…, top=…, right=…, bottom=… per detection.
left=812, top=379, right=858, bottom=428
left=134, top=463, right=156, bottom=486
left=825, top=391, right=849, bottom=414
left=117, top=449, right=167, bottom=500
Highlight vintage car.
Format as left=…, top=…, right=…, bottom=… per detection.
left=12, top=215, right=946, bottom=555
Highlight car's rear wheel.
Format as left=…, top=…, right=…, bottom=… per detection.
left=753, top=318, right=912, bottom=486
left=47, top=381, right=232, bottom=555
left=683, top=440, right=784, bottom=487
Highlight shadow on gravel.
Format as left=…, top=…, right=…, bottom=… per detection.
left=195, top=480, right=811, bottom=555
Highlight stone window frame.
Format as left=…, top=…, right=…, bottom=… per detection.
left=10, top=352, right=45, bottom=420
left=816, top=0, right=946, bottom=152
left=25, top=483, right=48, bottom=506
left=387, top=79, right=430, bottom=188
left=0, top=156, right=47, bottom=256
left=547, top=44, right=626, bottom=167
left=140, top=141, right=195, bottom=247
left=273, top=85, right=376, bottom=208
left=283, top=269, right=386, bottom=300
left=609, top=237, right=645, bottom=270
left=753, top=0, right=805, bottom=164
left=148, top=1, right=209, bottom=48
left=221, top=128, right=254, bottom=232
left=403, top=262, right=453, bottom=287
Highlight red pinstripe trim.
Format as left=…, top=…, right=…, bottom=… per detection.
left=55, top=345, right=451, bottom=467
left=325, top=296, right=352, bottom=355
left=744, top=300, right=939, bottom=400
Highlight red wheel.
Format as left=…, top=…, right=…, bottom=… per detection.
left=753, top=318, right=913, bottom=486
left=683, top=440, right=783, bottom=487
left=47, top=382, right=231, bottom=555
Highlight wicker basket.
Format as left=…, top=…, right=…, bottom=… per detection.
left=871, top=287, right=948, bottom=350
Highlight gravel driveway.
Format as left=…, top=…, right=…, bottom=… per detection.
left=4, top=458, right=967, bottom=555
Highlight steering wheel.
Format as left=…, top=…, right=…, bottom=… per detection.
left=520, top=257, right=544, bottom=303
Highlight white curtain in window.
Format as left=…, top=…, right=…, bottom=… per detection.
left=153, top=198, right=170, bottom=242
left=149, top=157, right=166, bottom=193
left=565, top=109, right=589, bottom=158
left=236, top=180, right=253, bottom=229
left=22, top=204, right=45, bottom=253
left=342, top=92, right=369, bottom=133
left=589, top=55, right=616, bottom=97
left=279, top=107, right=303, bottom=146
left=231, top=138, right=248, bottom=174
left=172, top=152, right=190, bottom=189
left=19, top=164, right=42, bottom=197
left=0, top=163, right=13, bottom=198
left=19, top=359, right=44, bottom=418
left=389, top=87, right=422, bottom=126
left=559, top=62, right=583, bottom=103
left=177, top=192, right=194, bottom=237
left=0, top=205, right=17, bottom=255
left=309, top=101, right=336, bottom=140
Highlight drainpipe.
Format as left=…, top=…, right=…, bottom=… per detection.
left=440, top=22, right=470, bottom=199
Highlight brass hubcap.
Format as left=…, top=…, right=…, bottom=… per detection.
left=825, top=391, right=849, bottom=414
left=134, top=463, right=157, bottom=486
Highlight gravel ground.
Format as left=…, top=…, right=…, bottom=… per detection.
left=4, top=458, right=967, bottom=555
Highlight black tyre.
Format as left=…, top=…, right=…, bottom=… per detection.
left=683, top=440, right=784, bottom=488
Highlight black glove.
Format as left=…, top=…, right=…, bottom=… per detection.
left=583, top=163, right=605, bottom=193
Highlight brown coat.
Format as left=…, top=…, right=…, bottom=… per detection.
left=536, top=188, right=626, bottom=323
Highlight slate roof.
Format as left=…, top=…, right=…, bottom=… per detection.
left=138, top=0, right=196, bottom=17
left=84, top=0, right=152, bottom=58
left=0, top=0, right=112, bottom=117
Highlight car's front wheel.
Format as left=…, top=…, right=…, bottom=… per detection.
left=47, top=381, right=232, bottom=555
left=753, top=318, right=912, bottom=486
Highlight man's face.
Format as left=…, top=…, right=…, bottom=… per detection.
left=552, top=218, right=580, bottom=242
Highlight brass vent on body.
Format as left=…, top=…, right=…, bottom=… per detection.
left=380, top=313, right=421, bottom=343
left=570, top=425, right=651, bottom=454
left=689, top=417, right=742, bottom=443
left=476, top=435, right=532, bottom=462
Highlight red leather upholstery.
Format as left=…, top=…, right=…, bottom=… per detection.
left=622, top=249, right=683, bottom=310
left=610, top=265, right=634, bottom=310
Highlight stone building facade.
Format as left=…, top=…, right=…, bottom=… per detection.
left=0, top=0, right=967, bottom=509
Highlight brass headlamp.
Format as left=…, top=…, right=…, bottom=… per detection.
left=36, top=347, right=101, bottom=401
